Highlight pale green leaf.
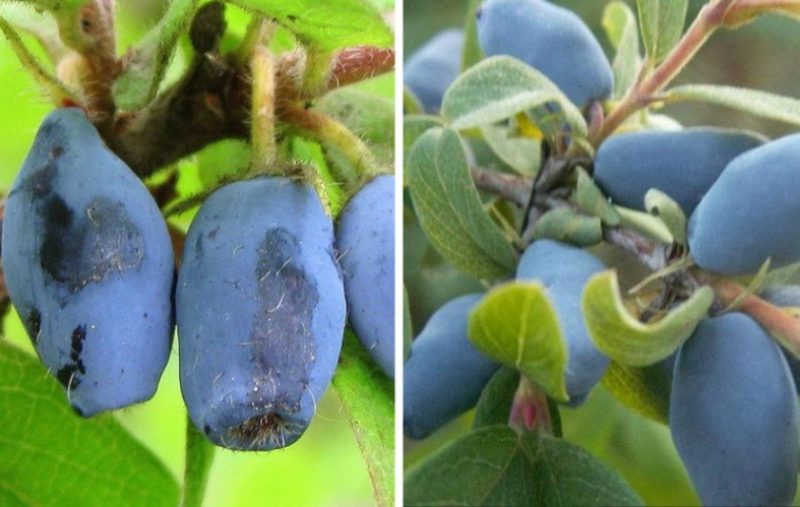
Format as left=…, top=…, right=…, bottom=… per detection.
left=574, top=168, right=621, bottom=226
left=0, top=342, right=179, bottom=507
left=636, top=0, right=688, bottom=64
left=405, top=426, right=642, bottom=506
left=407, top=128, right=516, bottom=280
left=583, top=271, right=713, bottom=366
left=181, top=420, right=215, bottom=507
left=615, top=205, right=673, bottom=244
left=644, top=189, right=686, bottom=244
left=317, top=88, right=394, bottom=164
left=403, top=114, right=441, bottom=152
left=468, top=282, right=569, bottom=402
left=480, top=123, right=540, bottom=176
left=333, top=332, right=394, bottom=507
left=603, top=2, right=641, bottom=99
left=441, top=56, right=587, bottom=137
left=666, top=84, right=800, bottom=128
left=532, top=207, right=603, bottom=247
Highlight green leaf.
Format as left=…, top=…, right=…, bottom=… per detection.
left=473, top=367, right=520, bottom=428
left=583, top=271, right=713, bottom=366
left=0, top=341, right=179, bottom=507
left=615, top=205, right=674, bottom=244
left=113, top=0, right=198, bottom=110
left=317, top=88, right=394, bottom=164
left=333, top=332, right=394, bottom=507
left=601, top=361, right=670, bottom=424
left=0, top=3, right=64, bottom=62
left=403, top=114, right=441, bottom=152
left=229, top=0, right=392, bottom=50
left=666, top=84, right=800, bottom=128
left=480, top=123, right=541, bottom=176
left=405, top=425, right=642, bottom=506
left=407, top=128, right=516, bottom=280
left=404, top=87, right=424, bottom=115
left=574, top=168, right=621, bottom=226
left=603, top=2, right=641, bottom=99
left=644, top=189, right=686, bottom=244
left=181, top=419, right=215, bottom=507
left=532, top=207, right=603, bottom=247
left=636, top=0, right=688, bottom=64
left=469, top=282, right=569, bottom=402
left=441, top=56, right=588, bottom=138
left=461, top=0, right=484, bottom=71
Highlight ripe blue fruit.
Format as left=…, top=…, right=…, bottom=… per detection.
left=404, top=293, right=499, bottom=439
left=594, top=128, right=764, bottom=214
left=336, top=175, right=395, bottom=378
left=670, top=313, right=799, bottom=506
left=2, top=108, right=174, bottom=417
left=477, top=0, right=613, bottom=107
left=760, top=285, right=800, bottom=394
left=404, top=29, right=464, bottom=113
left=516, top=239, right=608, bottom=402
left=689, top=133, right=800, bottom=274
left=177, top=177, right=345, bottom=450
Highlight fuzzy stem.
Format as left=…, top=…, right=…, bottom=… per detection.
left=593, top=0, right=737, bottom=146
left=697, top=272, right=800, bottom=357
left=282, top=104, right=379, bottom=191
left=249, top=43, right=278, bottom=176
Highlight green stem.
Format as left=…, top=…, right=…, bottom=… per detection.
left=0, top=16, right=76, bottom=104
left=283, top=104, right=379, bottom=192
left=592, top=0, right=737, bottom=146
left=180, top=418, right=216, bottom=507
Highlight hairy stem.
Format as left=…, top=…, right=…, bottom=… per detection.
left=593, top=0, right=737, bottom=146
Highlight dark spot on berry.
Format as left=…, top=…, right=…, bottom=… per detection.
left=39, top=197, right=145, bottom=291
left=248, top=228, right=318, bottom=413
left=204, top=424, right=211, bottom=435
left=50, top=146, right=64, bottom=159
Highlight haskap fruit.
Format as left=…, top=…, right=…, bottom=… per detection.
left=176, top=176, right=345, bottom=450
left=477, top=0, right=613, bottom=107
left=689, top=133, right=800, bottom=274
left=670, top=313, right=799, bottom=506
left=336, top=174, right=395, bottom=378
left=516, top=239, right=608, bottom=403
left=2, top=107, right=175, bottom=416
left=404, top=29, right=464, bottom=113
left=404, top=293, right=499, bottom=439
left=594, top=128, right=764, bottom=214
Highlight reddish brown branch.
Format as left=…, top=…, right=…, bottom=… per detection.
left=108, top=46, right=394, bottom=178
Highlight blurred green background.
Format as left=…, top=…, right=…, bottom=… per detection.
left=404, top=1, right=800, bottom=506
left=0, top=2, right=394, bottom=506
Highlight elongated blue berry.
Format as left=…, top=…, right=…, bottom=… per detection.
left=2, top=108, right=174, bottom=416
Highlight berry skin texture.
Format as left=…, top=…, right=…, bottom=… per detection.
left=476, top=0, right=613, bottom=107
left=336, top=175, right=395, bottom=378
left=404, top=29, right=464, bottom=113
left=689, top=133, right=800, bottom=274
left=404, top=294, right=499, bottom=439
left=2, top=107, right=175, bottom=417
left=177, top=177, right=345, bottom=451
left=670, top=313, right=799, bottom=507
left=516, top=239, right=608, bottom=402
left=594, top=128, right=765, bottom=214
